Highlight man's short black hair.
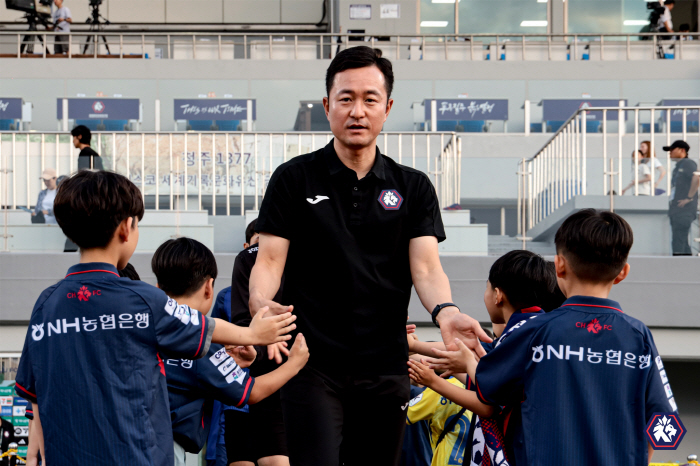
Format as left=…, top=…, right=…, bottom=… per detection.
left=54, top=170, right=144, bottom=249
left=555, top=209, right=633, bottom=283
left=245, top=219, right=258, bottom=245
left=71, top=125, right=92, bottom=145
left=664, top=0, right=675, bottom=5
left=488, top=250, right=558, bottom=311
left=151, top=237, right=218, bottom=297
left=325, top=45, right=394, bottom=99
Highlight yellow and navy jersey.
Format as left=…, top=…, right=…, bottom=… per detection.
left=406, top=378, right=472, bottom=466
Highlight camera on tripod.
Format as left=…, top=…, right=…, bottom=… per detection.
left=647, top=1, right=665, bottom=29
left=89, top=0, right=101, bottom=6
left=4, top=0, right=51, bottom=18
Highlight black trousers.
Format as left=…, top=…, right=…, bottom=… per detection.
left=670, top=210, right=695, bottom=255
left=280, top=366, right=410, bottom=466
left=54, top=35, right=68, bottom=54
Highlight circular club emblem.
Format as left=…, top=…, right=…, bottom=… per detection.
left=92, top=101, right=105, bottom=113
left=378, top=189, right=403, bottom=210
left=645, top=413, right=686, bottom=450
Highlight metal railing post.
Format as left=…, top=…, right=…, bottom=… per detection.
left=581, top=110, right=587, bottom=195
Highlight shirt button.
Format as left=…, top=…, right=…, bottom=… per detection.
left=353, top=203, right=358, bottom=207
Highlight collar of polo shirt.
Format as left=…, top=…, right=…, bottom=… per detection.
left=324, top=141, right=386, bottom=181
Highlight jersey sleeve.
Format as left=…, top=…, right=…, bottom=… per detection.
left=256, top=165, right=298, bottom=240
left=153, top=293, right=215, bottom=360
left=408, top=174, right=446, bottom=242
left=474, top=323, right=537, bottom=406
left=643, top=332, right=677, bottom=419
left=197, top=345, right=255, bottom=408
left=406, top=387, right=440, bottom=425
left=15, top=328, right=37, bottom=404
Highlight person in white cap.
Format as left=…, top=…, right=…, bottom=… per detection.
left=33, top=168, right=59, bottom=224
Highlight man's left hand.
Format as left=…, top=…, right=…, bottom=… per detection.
left=436, top=307, right=492, bottom=358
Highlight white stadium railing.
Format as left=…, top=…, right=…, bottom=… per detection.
left=516, top=105, right=700, bottom=248
left=1, top=32, right=698, bottom=61
left=0, top=131, right=461, bottom=249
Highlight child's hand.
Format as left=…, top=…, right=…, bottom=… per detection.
left=407, top=359, right=441, bottom=388
left=288, top=333, right=309, bottom=370
left=427, top=338, right=476, bottom=377
left=249, top=306, right=297, bottom=345
left=227, top=345, right=257, bottom=368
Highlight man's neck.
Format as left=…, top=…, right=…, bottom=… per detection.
left=563, top=278, right=614, bottom=300
left=79, top=143, right=90, bottom=151
left=334, top=139, right=376, bottom=180
left=501, top=305, right=517, bottom=327
left=79, top=248, right=120, bottom=268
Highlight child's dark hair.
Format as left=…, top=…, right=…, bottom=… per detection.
left=151, top=237, right=218, bottom=297
left=325, top=45, right=394, bottom=98
left=488, top=250, right=557, bottom=311
left=54, top=170, right=144, bottom=249
left=245, top=219, right=258, bottom=245
left=554, top=209, right=633, bottom=283
left=119, top=263, right=141, bottom=281
left=71, top=125, right=92, bottom=145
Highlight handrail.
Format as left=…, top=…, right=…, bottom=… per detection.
left=518, top=105, right=700, bottom=247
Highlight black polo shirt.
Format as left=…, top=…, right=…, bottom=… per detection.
left=256, top=140, right=446, bottom=376
left=670, top=157, right=698, bottom=215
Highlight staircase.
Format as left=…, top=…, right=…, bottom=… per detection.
left=487, top=235, right=555, bottom=256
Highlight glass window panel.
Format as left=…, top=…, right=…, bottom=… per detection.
left=459, top=0, right=548, bottom=34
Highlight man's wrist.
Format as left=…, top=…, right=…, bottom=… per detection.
left=434, top=305, right=460, bottom=326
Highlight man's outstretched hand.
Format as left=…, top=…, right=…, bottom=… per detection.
left=436, top=307, right=491, bottom=358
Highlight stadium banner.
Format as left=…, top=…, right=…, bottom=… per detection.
left=55, top=98, right=140, bottom=120
left=0, top=98, right=23, bottom=119
left=659, top=100, right=700, bottom=122
left=173, top=99, right=256, bottom=121
left=424, top=99, right=509, bottom=121
left=542, top=99, right=628, bottom=121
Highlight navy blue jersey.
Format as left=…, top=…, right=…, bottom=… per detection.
left=475, top=296, right=675, bottom=466
left=15, top=263, right=215, bottom=466
left=165, top=344, right=254, bottom=453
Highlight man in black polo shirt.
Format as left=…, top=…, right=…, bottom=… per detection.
left=667, top=140, right=700, bottom=255
left=71, top=125, right=104, bottom=170
left=249, top=46, right=490, bottom=466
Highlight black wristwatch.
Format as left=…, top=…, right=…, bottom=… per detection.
left=431, top=303, right=459, bottom=328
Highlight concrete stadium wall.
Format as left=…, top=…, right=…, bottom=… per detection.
left=2, top=58, right=700, bottom=133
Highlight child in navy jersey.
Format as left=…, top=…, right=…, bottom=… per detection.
left=410, top=250, right=562, bottom=465
left=471, top=210, right=676, bottom=466
left=151, top=237, right=309, bottom=465
left=14, top=170, right=297, bottom=466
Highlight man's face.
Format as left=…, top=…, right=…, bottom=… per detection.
left=670, top=147, right=686, bottom=159
left=72, top=135, right=80, bottom=148
left=323, top=66, right=393, bottom=151
left=54, top=0, right=62, bottom=8
left=667, top=2, right=674, bottom=10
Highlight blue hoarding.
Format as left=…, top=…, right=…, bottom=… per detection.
left=660, top=100, right=700, bottom=122
left=56, top=98, right=140, bottom=120
left=0, top=98, right=23, bottom=119
left=542, top=99, right=628, bottom=121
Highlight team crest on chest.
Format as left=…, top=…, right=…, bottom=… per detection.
left=378, top=189, right=403, bottom=210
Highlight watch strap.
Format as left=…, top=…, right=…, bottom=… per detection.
left=431, top=303, right=459, bottom=328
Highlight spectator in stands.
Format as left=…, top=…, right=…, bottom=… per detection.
left=679, top=23, right=694, bottom=40
left=32, top=168, right=58, bottom=224
left=71, top=125, right=104, bottom=170
left=640, top=140, right=667, bottom=194
left=622, top=150, right=652, bottom=196
left=666, top=140, right=699, bottom=255
left=657, top=0, right=675, bottom=33
left=49, top=0, right=71, bottom=55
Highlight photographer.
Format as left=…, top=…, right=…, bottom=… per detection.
left=49, top=0, right=71, bottom=54
left=656, top=0, right=674, bottom=33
